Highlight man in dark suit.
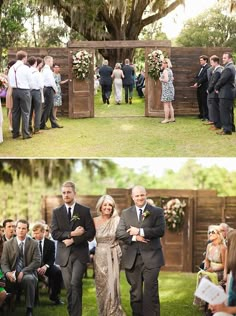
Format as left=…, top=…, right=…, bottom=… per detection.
left=207, top=55, right=223, bottom=131
left=215, top=52, right=236, bottom=135
left=51, top=181, right=96, bottom=316
left=99, top=60, right=113, bottom=104
left=1, top=219, right=41, bottom=316
left=122, top=58, right=135, bottom=104
left=31, top=223, right=63, bottom=305
left=193, top=55, right=210, bottom=120
left=116, top=185, right=165, bottom=316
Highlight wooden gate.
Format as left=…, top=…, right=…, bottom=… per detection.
left=67, top=40, right=171, bottom=118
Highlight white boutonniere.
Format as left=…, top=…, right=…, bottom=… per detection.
left=142, top=210, right=150, bottom=221
left=70, top=215, right=80, bottom=222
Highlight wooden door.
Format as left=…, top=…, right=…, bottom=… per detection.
left=68, top=48, right=95, bottom=118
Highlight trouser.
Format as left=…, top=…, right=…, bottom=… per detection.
left=30, top=89, right=42, bottom=132
left=125, top=254, right=160, bottom=316
left=210, top=97, right=221, bottom=128
left=197, top=87, right=208, bottom=119
left=40, top=87, right=58, bottom=128
left=61, top=254, right=86, bottom=316
left=101, top=84, right=112, bottom=103
left=12, top=88, right=31, bottom=138
left=46, top=264, right=63, bottom=300
left=219, top=98, right=234, bottom=133
left=124, top=84, right=133, bottom=103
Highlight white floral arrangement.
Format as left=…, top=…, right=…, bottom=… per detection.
left=72, top=49, right=92, bottom=80
left=147, top=49, right=165, bottom=81
left=163, top=198, right=186, bottom=232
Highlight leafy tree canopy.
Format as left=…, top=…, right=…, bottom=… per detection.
left=176, top=6, right=236, bottom=50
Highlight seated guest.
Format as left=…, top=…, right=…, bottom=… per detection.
left=2, top=219, right=15, bottom=241
left=0, top=231, right=7, bottom=309
left=136, top=70, right=145, bottom=97
left=32, top=223, right=64, bottom=305
left=1, top=219, right=41, bottom=316
left=194, top=225, right=226, bottom=310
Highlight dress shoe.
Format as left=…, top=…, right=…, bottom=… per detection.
left=34, top=130, right=42, bottom=134
left=40, top=126, right=50, bottom=130
left=54, top=299, right=64, bottom=305
left=26, top=307, right=33, bottom=316
left=52, top=125, right=63, bottom=128
left=106, top=98, right=110, bottom=105
left=23, top=135, right=32, bottom=139
left=203, top=121, right=214, bottom=125
left=216, top=130, right=232, bottom=135
left=13, top=134, right=21, bottom=139
left=129, top=97, right=132, bottom=104
left=209, top=126, right=220, bottom=131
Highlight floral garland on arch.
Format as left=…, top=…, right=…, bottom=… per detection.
left=163, top=198, right=186, bottom=232
left=147, top=49, right=166, bottom=81
left=72, top=49, right=92, bottom=80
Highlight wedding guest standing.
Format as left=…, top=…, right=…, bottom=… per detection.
left=122, top=59, right=134, bottom=104
left=215, top=52, right=236, bottom=135
left=8, top=50, right=33, bottom=139
left=51, top=181, right=95, bottom=316
left=116, top=185, right=165, bottom=316
left=112, top=63, right=124, bottom=105
left=99, top=60, right=113, bottom=105
left=159, top=58, right=175, bottom=123
left=5, top=61, right=15, bottom=132
left=93, top=195, right=125, bottom=316
left=192, top=55, right=210, bottom=121
left=53, top=63, right=68, bottom=120
left=28, top=56, right=44, bottom=134
left=40, top=56, right=63, bottom=130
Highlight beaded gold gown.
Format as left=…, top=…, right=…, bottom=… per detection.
left=94, top=215, right=125, bottom=316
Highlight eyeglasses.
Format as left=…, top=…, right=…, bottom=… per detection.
left=208, top=231, right=217, bottom=235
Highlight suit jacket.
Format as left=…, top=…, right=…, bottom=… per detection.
left=41, top=238, right=56, bottom=268
left=1, top=236, right=41, bottom=276
left=99, top=65, right=113, bottom=86
left=116, top=204, right=165, bottom=270
left=122, top=65, right=134, bottom=86
left=207, top=66, right=223, bottom=99
left=215, top=62, right=236, bottom=100
left=195, top=64, right=210, bottom=90
left=51, top=202, right=96, bottom=267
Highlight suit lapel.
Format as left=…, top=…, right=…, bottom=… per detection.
left=70, top=203, right=80, bottom=229
left=130, top=206, right=139, bottom=227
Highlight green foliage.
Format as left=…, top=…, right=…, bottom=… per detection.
left=176, top=6, right=236, bottom=50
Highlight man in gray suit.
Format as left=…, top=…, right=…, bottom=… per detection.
left=99, top=60, right=113, bottom=104
left=1, top=219, right=41, bottom=316
left=215, top=52, right=236, bottom=135
left=116, top=185, right=165, bottom=316
left=122, top=58, right=135, bottom=104
left=51, top=181, right=95, bottom=316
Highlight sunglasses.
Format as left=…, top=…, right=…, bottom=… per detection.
left=208, top=231, right=217, bottom=235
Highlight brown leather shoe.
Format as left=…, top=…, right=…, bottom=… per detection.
left=216, top=130, right=232, bottom=135
left=209, top=126, right=220, bottom=130
left=203, top=121, right=214, bottom=125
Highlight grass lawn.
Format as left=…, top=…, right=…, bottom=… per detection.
left=1, top=92, right=236, bottom=157
left=13, top=271, right=202, bottom=316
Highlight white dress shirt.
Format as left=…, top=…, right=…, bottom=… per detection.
left=65, top=202, right=76, bottom=218
left=8, top=60, right=33, bottom=89
left=42, top=65, right=57, bottom=92
left=30, top=67, right=44, bottom=90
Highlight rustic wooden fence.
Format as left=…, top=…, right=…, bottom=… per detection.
left=9, top=44, right=231, bottom=117
left=41, top=188, right=236, bottom=273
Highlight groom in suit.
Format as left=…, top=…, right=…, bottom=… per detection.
left=51, top=181, right=95, bottom=316
left=116, top=185, right=165, bottom=316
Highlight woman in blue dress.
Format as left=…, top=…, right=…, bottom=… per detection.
left=53, top=64, right=68, bottom=120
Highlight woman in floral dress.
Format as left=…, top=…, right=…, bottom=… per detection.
left=159, top=58, right=175, bottom=124
left=93, top=195, right=125, bottom=316
left=53, top=64, right=68, bottom=120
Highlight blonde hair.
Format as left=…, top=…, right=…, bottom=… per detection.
left=95, top=195, right=117, bottom=217
left=115, top=63, right=121, bottom=69
left=208, top=225, right=225, bottom=244
left=164, top=58, right=172, bottom=68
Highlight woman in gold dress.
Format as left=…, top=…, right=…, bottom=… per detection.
left=93, top=195, right=125, bottom=316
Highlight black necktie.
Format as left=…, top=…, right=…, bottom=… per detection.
left=39, top=240, right=43, bottom=256
left=139, top=209, right=143, bottom=222
left=16, top=242, right=24, bottom=272
left=68, top=207, right=72, bottom=221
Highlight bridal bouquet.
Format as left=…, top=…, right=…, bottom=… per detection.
left=147, top=49, right=165, bottom=80
left=163, top=198, right=186, bottom=232
left=72, top=49, right=92, bottom=80
left=0, top=75, right=7, bottom=89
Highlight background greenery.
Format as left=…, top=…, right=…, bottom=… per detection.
left=12, top=271, right=202, bottom=316
left=0, top=158, right=236, bottom=222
